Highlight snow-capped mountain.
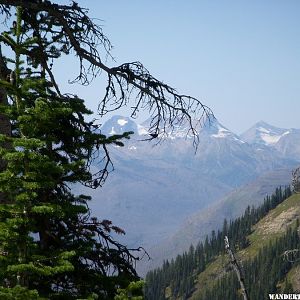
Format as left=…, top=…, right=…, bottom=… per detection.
left=241, top=121, right=300, bottom=160
left=274, top=128, right=300, bottom=161
left=200, top=117, right=243, bottom=141
left=84, top=116, right=299, bottom=262
left=241, top=120, right=292, bottom=146
left=100, top=115, right=148, bottom=136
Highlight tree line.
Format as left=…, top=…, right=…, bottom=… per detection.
left=200, top=222, right=299, bottom=300
left=145, top=186, right=293, bottom=300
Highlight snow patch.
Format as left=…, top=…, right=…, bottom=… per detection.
left=233, top=137, right=245, bottom=143
left=117, top=119, right=128, bottom=126
left=211, top=124, right=245, bottom=143
left=212, top=125, right=231, bottom=138
left=109, top=127, right=116, bottom=135
left=282, top=131, right=290, bottom=136
left=212, top=132, right=228, bottom=138
left=218, top=125, right=229, bottom=133
left=258, top=127, right=270, bottom=134
left=138, top=125, right=149, bottom=136
left=260, top=133, right=281, bottom=145
left=129, top=145, right=137, bottom=150
left=259, top=130, right=290, bottom=145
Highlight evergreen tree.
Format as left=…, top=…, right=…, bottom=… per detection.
left=0, top=1, right=213, bottom=298
left=0, top=6, right=139, bottom=299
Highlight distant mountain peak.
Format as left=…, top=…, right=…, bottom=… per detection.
left=101, top=116, right=298, bottom=152
left=199, top=117, right=245, bottom=144
left=255, top=120, right=272, bottom=127
left=101, top=115, right=148, bottom=136
left=241, top=121, right=290, bottom=146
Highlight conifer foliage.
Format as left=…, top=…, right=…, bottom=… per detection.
left=145, top=187, right=293, bottom=300
left=0, top=0, right=211, bottom=298
left=0, top=6, right=141, bottom=299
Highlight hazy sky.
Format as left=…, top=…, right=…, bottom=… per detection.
left=57, top=1, right=300, bottom=133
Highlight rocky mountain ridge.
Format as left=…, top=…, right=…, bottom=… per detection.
left=84, top=116, right=300, bottom=274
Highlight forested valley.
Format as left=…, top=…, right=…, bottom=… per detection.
left=145, top=186, right=300, bottom=300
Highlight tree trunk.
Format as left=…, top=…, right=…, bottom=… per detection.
left=0, top=45, right=12, bottom=204
left=224, top=236, right=249, bottom=300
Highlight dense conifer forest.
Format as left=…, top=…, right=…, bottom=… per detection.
left=145, top=186, right=295, bottom=300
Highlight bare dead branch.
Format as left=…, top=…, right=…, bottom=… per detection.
left=0, top=0, right=213, bottom=148
left=224, top=236, right=249, bottom=300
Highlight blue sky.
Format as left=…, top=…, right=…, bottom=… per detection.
left=52, top=1, right=300, bottom=133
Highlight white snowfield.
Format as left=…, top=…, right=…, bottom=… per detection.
left=211, top=125, right=231, bottom=138
left=117, top=119, right=128, bottom=126
left=211, top=124, right=245, bottom=143
left=258, top=126, right=290, bottom=146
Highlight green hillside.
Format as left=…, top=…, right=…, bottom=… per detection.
left=145, top=187, right=300, bottom=300
left=191, top=192, right=300, bottom=300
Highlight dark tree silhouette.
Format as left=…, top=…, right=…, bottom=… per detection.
left=0, top=0, right=212, bottom=187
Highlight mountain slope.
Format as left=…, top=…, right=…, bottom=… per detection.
left=88, top=148, right=232, bottom=248
left=145, top=190, right=300, bottom=300
left=274, top=128, right=300, bottom=161
left=139, top=168, right=293, bottom=273
left=241, top=121, right=300, bottom=160
left=92, top=117, right=297, bottom=247
left=83, top=116, right=300, bottom=274
left=191, top=192, right=300, bottom=300
left=241, top=120, right=289, bottom=146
